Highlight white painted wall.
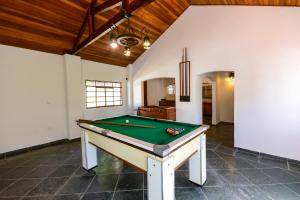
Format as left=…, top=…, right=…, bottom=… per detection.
left=0, top=45, right=128, bottom=153
left=0, top=45, right=67, bottom=153
left=64, top=55, right=84, bottom=140
left=82, top=60, right=128, bottom=120
left=131, top=6, right=300, bottom=161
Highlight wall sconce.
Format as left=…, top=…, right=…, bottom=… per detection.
left=229, top=72, right=235, bottom=80
left=167, top=85, right=175, bottom=95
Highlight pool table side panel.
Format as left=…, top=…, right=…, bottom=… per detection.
left=169, top=135, right=202, bottom=169
left=80, top=123, right=209, bottom=157
left=86, top=130, right=152, bottom=171
left=165, top=125, right=209, bottom=155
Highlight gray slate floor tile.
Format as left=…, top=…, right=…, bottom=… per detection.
left=238, top=169, right=276, bottom=185
left=259, top=184, right=300, bottom=200
left=175, top=187, right=207, bottom=200
left=202, top=186, right=239, bottom=200
left=113, top=190, right=143, bottom=200
left=49, top=165, right=78, bottom=178
left=53, top=194, right=81, bottom=200
left=24, top=165, right=58, bottom=178
left=232, top=185, right=272, bottom=200
left=1, top=167, right=32, bottom=179
left=58, top=176, right=94, bottom=194
left=262, top=168, right=300, bottom=183
left=0, top=180, right=15, bottom=193
left=28, top=177, right=68, bottom=196
left=217, top=170, right=252, bottom=186
left=87, top=174, right=118, bottom=193
left=0, top=179, right=41, bottom=197
left=175, top=171, right=198, bottom=188
left=116, top=173, right=143, bottom=191
left=284, top=183, right=300, bottom=195
left=82, top=192, right=112, bottom=200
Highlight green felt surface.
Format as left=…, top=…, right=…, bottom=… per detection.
left=93, top=115, right=201, bottom=145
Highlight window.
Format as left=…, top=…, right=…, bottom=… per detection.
left=85, top=80, right=122, bottom=108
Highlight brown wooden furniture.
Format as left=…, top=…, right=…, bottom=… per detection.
left=159, top=99, right=175, bottom=107
left=203, top=102, right=212, bottom=116
left=137, top=106, right=176, bottom=120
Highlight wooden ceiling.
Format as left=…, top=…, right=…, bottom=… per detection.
left=191, top=0, right=300, bottom=6
left=0, top=0, right=300, bottom=67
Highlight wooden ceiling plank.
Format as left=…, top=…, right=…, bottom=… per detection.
left=94, top=0, right=122, bottom=13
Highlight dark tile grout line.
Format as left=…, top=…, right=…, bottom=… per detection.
left=214, top=146, right=300, bottom=175
left=216, top=148, right=300, bottom=199
left=0, top=156, right=43, bottom=194
left=213, top=150, right=276, bottom=200
left=111, top=174, right=120, bottom=200
left=79, top=174, right=96, bottom=200
left=19, top=154, right=74, bottom=199
left=53, top=165, right=82, bottom=196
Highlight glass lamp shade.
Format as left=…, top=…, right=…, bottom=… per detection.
left=143, top=35, right=151, bottom=49
left=124, top=47, right=131, bottom=56
left=110, top=32, right=118, bottom=48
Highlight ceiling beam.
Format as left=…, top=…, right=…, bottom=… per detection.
left=70, top=0, right=155, bottom=55
left=71, top=0, right=97, bottom=52
left=94, top=0, right=122, bottom=13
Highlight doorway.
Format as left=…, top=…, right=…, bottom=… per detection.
left=201, top=71, right=235, bottom=147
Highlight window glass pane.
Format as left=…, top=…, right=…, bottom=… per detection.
left=86, top=81, right=95, bottom=86
left=106, top=101, right=114, bottom=106
left=106, top=92, right=113, bottom=96
left=87, top=97, right=96, bottom=103
left=87, top=91, right=96, bottom=97
left=97, top=92, right=105, bottom=97
left=97, top=102, right=105, bottom=107
left=114, top=101, right=121, bottom=105
left=96, top=82, right=105, bottom=86
left=86, top=86, right=96, bottom=92
left=106, top=97, right=114, bottom=101
left=114, top=96, right=121, bottom=101
left=114, top=88, right=121, bottom=92
left=105, top=82, right=113, bottom=87
left=113, top=82, right=121, bottom=87
left=87, top=102, right=96, bottom=108
left=97, top=87, right=105, bottom=92
left=114, top=91, right=121, bottom=96
left=98, top=97, right=105, bottom=101
left=106, top=88, right=113, bottom=92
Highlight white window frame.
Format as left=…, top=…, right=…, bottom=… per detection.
left=85, top=80, right=123, bottom=108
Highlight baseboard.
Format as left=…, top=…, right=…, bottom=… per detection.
left=0, top=137, right=80, bottom=160
left=235, top=147, right=300, bottom=163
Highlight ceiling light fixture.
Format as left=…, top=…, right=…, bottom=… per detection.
left=109, top=12, right=151, bottom=56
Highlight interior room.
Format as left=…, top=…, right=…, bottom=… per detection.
left=1, top=1, right=300, bottom=200
left=137, top=78, right=176, bottom=120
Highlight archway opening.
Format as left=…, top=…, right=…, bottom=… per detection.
left=138, top=77, right=176, bottom=120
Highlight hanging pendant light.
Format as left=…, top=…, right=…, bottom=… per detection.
left=108, top=12, right=151, bottom=56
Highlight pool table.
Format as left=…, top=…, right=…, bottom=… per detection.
left=78, top=115, right=209, bottom=200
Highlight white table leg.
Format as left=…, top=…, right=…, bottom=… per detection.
left=189, top=134, right=206, bottom=185
left=81, top=131, right=98, bottom=170
left=147, top=156, right=175, bottom=200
